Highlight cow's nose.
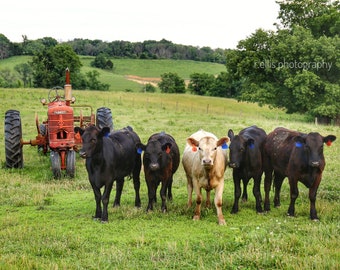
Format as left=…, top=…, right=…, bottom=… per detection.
left=79, top=151, right=87, bottom=158
left=149, top=163, right=159, bottom=171
left=311, top=161, right=320, bottom=167
left=229, top=162, right=238, bottom=168
left=202, top=159, right=212, bottom=165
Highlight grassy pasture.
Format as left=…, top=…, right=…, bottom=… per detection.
left=0, top=56, right=227, bottom=92
left=0, top=87, right=339, bottom=269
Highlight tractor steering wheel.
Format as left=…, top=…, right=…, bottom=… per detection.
left=48, top=86, right=64, bottom=102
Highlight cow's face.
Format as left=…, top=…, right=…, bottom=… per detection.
left=295, top=133, right=336, bottom=167
left=79, top=126, right=110, bottom=158
left=140, top=140, right=172, bottom=171
left=187, top=136, right=229, bottom=168
left=228, top=129, right=255, bottom=168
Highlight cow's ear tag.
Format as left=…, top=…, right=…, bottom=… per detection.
left=137, top=147, right=143, bottom=154
left=222, top=142, right=228, bottom=149
left=248, top=143, right=254, bottom=149
left=326, top=140, right=332, bottom=146
left=295, top=141, right=303, bottom=148
left=192, top=146, right=197, bottom=152
left=104, top=132, right=110, bottom=138
left=166, top=146, right=171, bottom=154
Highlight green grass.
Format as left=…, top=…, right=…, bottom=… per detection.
left=1, top=56, right=227, bottom=92
left=0, top=86, right=339, bottom=269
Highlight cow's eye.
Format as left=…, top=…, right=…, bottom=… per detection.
left=91, top=139, right=96, bottom=144
left=213, top=147, right=217, bottom=151
left=198, top=147, right=202, bottom=151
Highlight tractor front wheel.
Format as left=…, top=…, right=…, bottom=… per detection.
left=50, top=151, right=61, bottom=179
left=4, top=110, right=23, bottom=168
left=66, top=150, right=75, bottom=178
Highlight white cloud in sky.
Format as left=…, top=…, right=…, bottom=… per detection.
left=1, top=0, right=280, bottom=49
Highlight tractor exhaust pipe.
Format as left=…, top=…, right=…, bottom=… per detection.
left=64, top=68, right=72, bottom=105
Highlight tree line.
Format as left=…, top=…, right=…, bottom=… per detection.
left=0, top=36, right=227, bottom=63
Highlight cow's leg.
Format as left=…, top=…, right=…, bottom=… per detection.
left=91, top=184, right=102, bottom=220
left=160, top=179, right=168, bottom=213
left=287, top=176, right=299, bottom=217
left=309, top=174, right=321, bottom=220
left=113, top=178, right=124, bottom=207
left=101, top=180, right=114, bottom=222
left=186, top=175, right=193, bottom=208
left=231, top=171, right=242, bottom=214
left=206, top=190, right=211, bottom=208
left=146, top=180, right=156, bottom=212
left=132, top=163, right=141, bottom=207
left=193, top=185, right=202, bottom=221
left=214, top=181, right=226, bottom=225
left=273, top=172, right=285, bottom=208
left=167, top=176, right=173, bottom=201
left=253, top=174, right=263, bottom=213
left=241, top=177, right=250, bottom=202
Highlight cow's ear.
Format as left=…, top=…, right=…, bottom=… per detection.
left=187, top=138, right=199, bottom=147
left=247, top=138, right=255, bottom=149
left=324, top=135, right=336, bottom=146
left=74, top=127, right=84, bottom=135
left=217, top=137, right=230, bottom=148
left=162, top=143, right=172, bottom=154
left=136, top=142, right=145, bottom=154
left=100, top=127, right=110, bottom=138
left=227, top=129, right=234, bottom=141
left=294, top=136, right=305, bottom=148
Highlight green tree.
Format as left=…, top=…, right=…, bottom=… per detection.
left=0, top=34, right=11, bottom=59
left=277, top=0, right=340, bottom=37
left=188, top=73, right=215, bottom=96
left=14, top=63, right=33, bottom=87
left=31, top=44, right=82, bottom=88
left=85, top=70, right=110, bottom=91
left=225, top=23, right=339, bottom=120
left=158, top=72, right=185, bottom=93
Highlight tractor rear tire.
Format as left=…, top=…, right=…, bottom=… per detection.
left=50, top=151, right=61, bottom=179
left=4, top=110, right=23, bottom=168
left=96, top=107, right=113, bottom=132
left=66, top=150, right=75, bottom=178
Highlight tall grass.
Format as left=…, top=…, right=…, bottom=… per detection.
left=0, top=88, right=339, bottom=269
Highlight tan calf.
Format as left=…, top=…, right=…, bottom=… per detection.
left=182, top=130, right=229, bottom=225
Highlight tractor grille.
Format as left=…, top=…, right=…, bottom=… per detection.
left=48, top=105, right=75, bottom=149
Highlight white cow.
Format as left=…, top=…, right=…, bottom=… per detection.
left=182, top=130, right=229, bottom=225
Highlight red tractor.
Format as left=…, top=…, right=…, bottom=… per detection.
left=4, top=68, right=113, bottom=178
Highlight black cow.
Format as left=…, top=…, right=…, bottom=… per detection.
left=78, top=125, right=142, bottom=222
left=136, top=132, right=180, bottom=212
left=228, top=125, right=267, bottom=213
left=263, top=127, right=336, bottom=220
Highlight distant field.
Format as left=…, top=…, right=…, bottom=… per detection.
left=0, top=56, right=227, bottom=92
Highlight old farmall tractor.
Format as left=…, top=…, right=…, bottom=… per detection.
left=4, top=68, right=113, bottom=179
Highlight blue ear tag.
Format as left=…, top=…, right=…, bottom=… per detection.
left=222, top=142, right=228, bottom=149
left=249, top=143, right=255, bottom=149
left=104, top=132, right=110, bottom=138
left=137, top=148, right=143, bottom=154
left=295, top=141, right=303, bottom=148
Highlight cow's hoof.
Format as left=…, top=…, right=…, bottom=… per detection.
left=101, top=220, right=108, bottom=224
left=311, top=217, right=320, bottom=222
left=218, top=219, right=226, bottom=225
left=192, top=215, right=200, bottom=221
